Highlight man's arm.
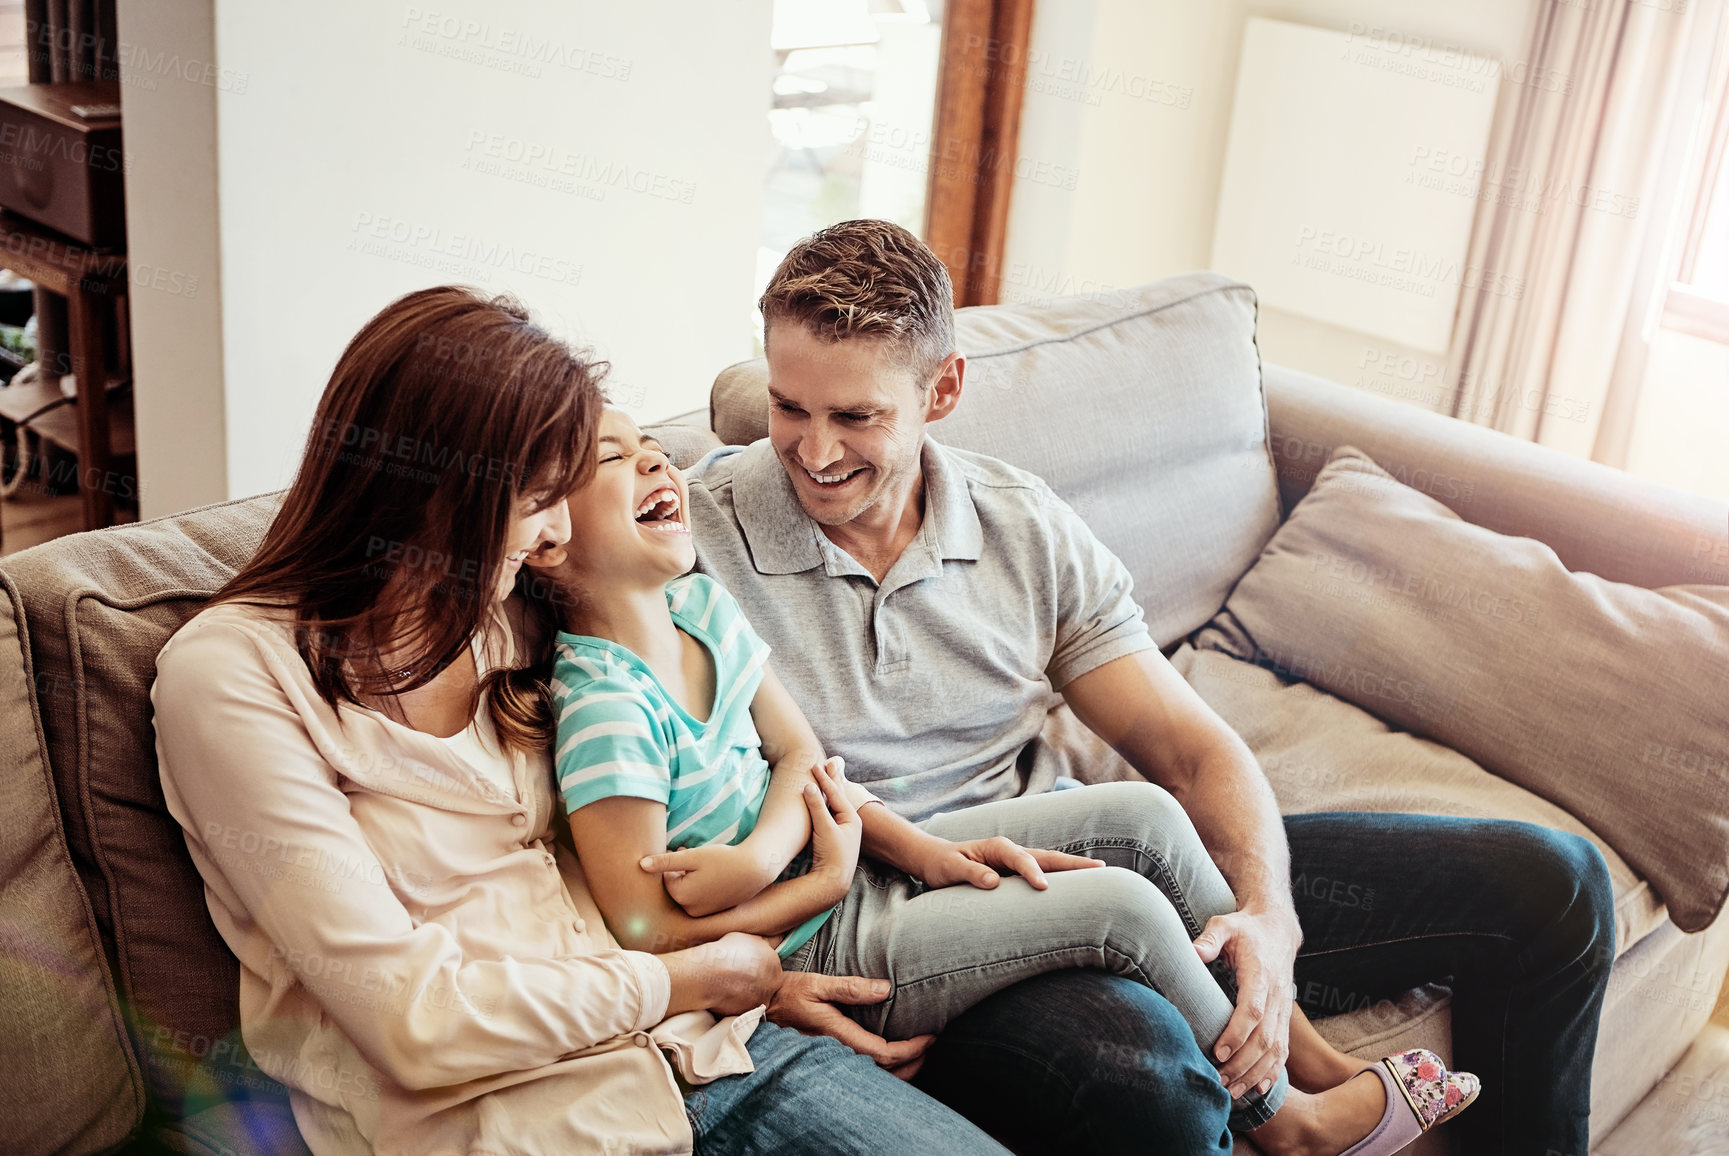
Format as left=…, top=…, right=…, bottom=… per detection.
left=1061, top=648, right=1302, bottom=1100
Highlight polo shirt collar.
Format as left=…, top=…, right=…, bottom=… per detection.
left=731, top=437, right=984, bottom=576
left=921, top=437, right=984, bottom=563
left=732, top=442, right=825, bottom=575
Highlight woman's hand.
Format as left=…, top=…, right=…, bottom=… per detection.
left=640, top=843, right=775, bottom=917
left=914, top=836, right=1105, bottom=891
left=806, top=757, right=861, bottom=902
left=661, top=931, right=784, bottom=1017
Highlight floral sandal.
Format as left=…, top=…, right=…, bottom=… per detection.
left=1339, top=1049, right=1481, bottom=1156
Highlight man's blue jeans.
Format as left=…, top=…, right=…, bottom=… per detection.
left=683, top=1020, right=1010, bottom=1154
left=1286, top=814, right=1614, bottom=1156
left=912, top=812, right=1615, bottom=1156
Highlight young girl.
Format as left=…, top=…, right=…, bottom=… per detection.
left=528, top=407, right=1481, bottom=1156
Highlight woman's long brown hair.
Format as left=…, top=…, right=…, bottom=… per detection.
left=215, top=285, right=603, bottom=749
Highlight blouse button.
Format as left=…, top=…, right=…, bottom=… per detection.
left=511, top=813, right=527, bottom=827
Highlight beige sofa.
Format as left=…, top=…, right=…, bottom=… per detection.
left=2, top=273, right=1726, bottom=1155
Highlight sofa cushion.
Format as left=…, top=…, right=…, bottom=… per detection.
left=0, top=492, right=298, bottom=1128
left=1066, top=640, right=1706, bottom=1155
left=1049, top=642, right=1665, bottom=961
left=641, top=419, right=722, bottom=469
left=1202, top=446, right=1729, bottom=931
left=0, top=578, right=142, bottom=1154
left=1172, top=643, right=1668, bottom=956
left=711, top=272, right=1282, bottom=647
left=1589, top=915, right=1729, bottom=1141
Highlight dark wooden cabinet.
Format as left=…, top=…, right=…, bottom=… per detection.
left=0, top=81, right=124, bottom=249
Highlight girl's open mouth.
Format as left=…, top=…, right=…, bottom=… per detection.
left=634, top=487, right=689, bottom=535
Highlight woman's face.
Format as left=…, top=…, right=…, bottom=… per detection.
left=527, top=408, right=693, bottom=592
left=498, top=491, right=572, bottom=602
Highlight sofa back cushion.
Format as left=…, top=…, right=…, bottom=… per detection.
left=0, top=492, right=292, bottom=1126
left=0, top=580, right=143, bottom=1154
left=1209, top=447, right=1729, bottom=931
left=642, top=419, right=723, bottom=469
left=712, top=272, right=1281, bottom=647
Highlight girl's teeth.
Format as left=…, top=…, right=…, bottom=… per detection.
left=635, top=488, right=680, bottom=517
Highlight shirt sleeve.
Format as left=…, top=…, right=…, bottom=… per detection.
left=152, top=619, right=672, bottom=1093
left=550, top=642, right=674, bottom=814
left=1044, top=491, right=1157, bottom=689
left=699, top=574, right=770, bottom=692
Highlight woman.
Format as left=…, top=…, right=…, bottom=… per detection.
left=152, top=286, right=1008, bottom=1155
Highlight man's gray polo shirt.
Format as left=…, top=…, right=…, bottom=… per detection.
left=684, top=436, right=1155, bottom=822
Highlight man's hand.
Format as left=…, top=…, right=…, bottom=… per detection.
left=1194, top=907, right=1303, bottom=1099
left=915, top=835, right=1104, bottom=891
left=767, top=970, right=936, bottom=1080
left=640, top=842, right=771, bottom=917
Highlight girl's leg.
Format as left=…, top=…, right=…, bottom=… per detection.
left=913, top=781, right=1292, bottom=1130
left=820, top=861, right=1232, bottom=1043
left=803, top=861, right=1390, bottom=1156
left=1286, top=1005, right=1372, bottom=1093
left=922, top=784, right=1375, bottom=1093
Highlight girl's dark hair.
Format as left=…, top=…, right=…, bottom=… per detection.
left=215, top=285, right=603, bottom=749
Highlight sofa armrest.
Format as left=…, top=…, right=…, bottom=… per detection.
left=1264, top=363, right=1729, bottom=590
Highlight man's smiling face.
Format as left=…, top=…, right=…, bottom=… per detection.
left=764, top=322, right=934, bottom=530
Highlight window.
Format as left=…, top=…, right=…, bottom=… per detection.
left=1662, top=16, right=1729, bottom=344
left=756, top=0, right=945, bottom=345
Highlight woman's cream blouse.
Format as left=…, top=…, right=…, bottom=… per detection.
left=152, top=600, right=760, bottom=1155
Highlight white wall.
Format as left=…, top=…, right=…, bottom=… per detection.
left=1003, top=0, right=1538, bottom=411
left=124, top=0, right=1552, bottom=515
left=126, top=0, right=773, bottom=515
left=116, top=0, right=227, bottom=520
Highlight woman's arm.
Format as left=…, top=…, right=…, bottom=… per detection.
left=569, top=768, right=860, bottom=953
left=661, top=931, right=784, bottom=1016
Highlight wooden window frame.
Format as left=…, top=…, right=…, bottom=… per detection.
left=1662, top=8, right=1729, bottom=346
left=923, top=0, right=1036, bottom=307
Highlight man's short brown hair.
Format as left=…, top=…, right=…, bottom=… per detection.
left=759, top=219, right=956, bottom=381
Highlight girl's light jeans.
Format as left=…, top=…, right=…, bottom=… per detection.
left=783, top=779, right=1289, bottom=1132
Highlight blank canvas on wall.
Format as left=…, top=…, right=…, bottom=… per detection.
left=1210, top=17, right=1502, bottom=352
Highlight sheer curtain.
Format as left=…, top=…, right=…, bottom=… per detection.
left=1443, top=0, right=1707, bottom=460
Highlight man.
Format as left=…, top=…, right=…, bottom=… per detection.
left=684, top=219, right=1614, bottom=1156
